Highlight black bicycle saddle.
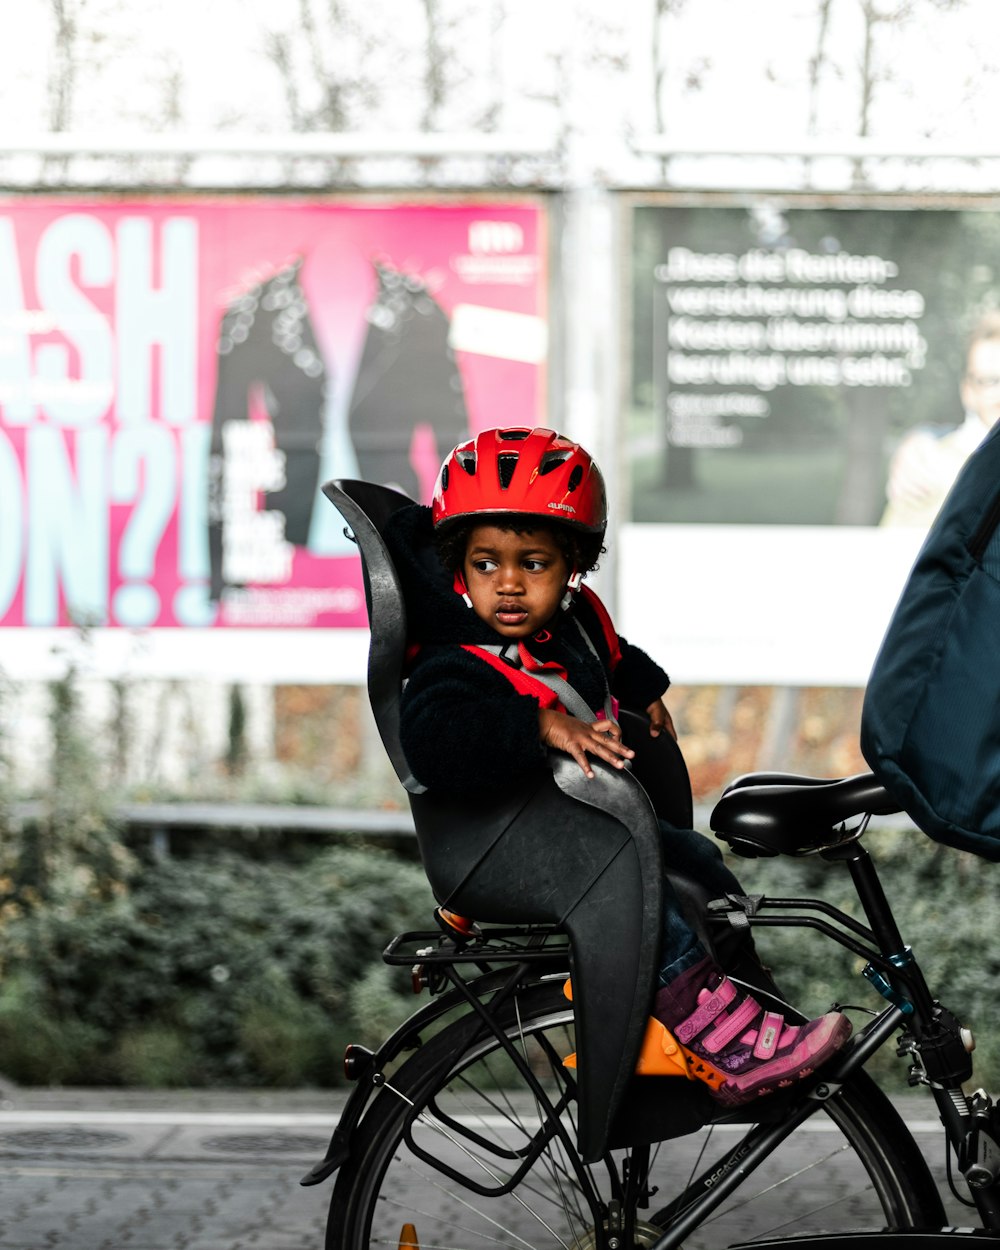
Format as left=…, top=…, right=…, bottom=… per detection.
left=712, top=771, right=901, bottom=857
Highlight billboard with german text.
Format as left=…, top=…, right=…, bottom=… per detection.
left=622, top=199, right=1000, bottom=685
left=629, top=201, right=1000, bottom=527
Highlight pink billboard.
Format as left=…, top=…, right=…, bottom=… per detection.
left=0, top=196, right=548, bottom=629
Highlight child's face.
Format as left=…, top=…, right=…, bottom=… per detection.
left=463, top=524, right=570, bottom=639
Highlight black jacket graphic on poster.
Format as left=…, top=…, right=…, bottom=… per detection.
left=348, top=262, right=469, bottom=501
left=207, top=259, right=326, bottom=602
left=207, top=259, right=469, bottom=603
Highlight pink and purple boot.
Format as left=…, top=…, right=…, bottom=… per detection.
left=652, top=958, right=852, bottom=1107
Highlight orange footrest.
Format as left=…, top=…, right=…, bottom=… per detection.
left=635, top=1016, right=689, bottom=1077
left=559, top=977, right=725, bottom=1087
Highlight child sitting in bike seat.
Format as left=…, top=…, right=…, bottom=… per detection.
left=385, top=426, right=851, bottom=1106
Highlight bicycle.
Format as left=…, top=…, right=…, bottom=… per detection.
left=306, top=479, right=1000, bottom=1249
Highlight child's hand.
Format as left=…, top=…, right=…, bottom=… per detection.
left=646, top=698, right=677, bottom=741
left=539, top=708, right=635, bottom=779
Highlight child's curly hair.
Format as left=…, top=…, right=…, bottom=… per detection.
left=435, top=516, right=603, bottom=576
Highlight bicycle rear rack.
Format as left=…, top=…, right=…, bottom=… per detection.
left=383, top=923, right=570, bottom=966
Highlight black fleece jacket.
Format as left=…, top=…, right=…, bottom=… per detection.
left=384, top=504, right=670, bottom=795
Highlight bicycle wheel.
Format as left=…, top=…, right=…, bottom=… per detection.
left=327, top=981, right=943, bottom=1250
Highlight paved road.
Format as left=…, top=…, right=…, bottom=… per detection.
left=0, top=1087, right=973, bottom=1249
left=0, top=1087, right=343, bottom=1250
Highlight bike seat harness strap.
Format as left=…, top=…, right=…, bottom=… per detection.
left=473, top=617, right=618, bottom=727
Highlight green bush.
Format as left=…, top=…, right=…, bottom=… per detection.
left=42, top=664, right=132, bottom=903
left=0, top=845, right=434, bottom=1087
left=236, top=977, right=340, bottom=1086
left=349, top=963, right=420, bottom=1048
left=0, top=972, right=104, bottom=1085
left=112, top=1026, right=200, bottom=1087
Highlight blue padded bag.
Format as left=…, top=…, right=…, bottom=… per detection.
left=861, top=420, right=1000, bottom=860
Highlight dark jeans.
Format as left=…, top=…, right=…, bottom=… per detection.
left=657, top=821, right=743, bottom=986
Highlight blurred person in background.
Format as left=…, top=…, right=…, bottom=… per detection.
left=882, top=312, right=1000, bottom=527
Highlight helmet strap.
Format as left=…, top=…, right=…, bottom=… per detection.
left=560, top=569, right=583, bottom=611
left=453, top=568, right=474, bottom=609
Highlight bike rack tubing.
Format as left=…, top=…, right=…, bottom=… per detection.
left=736, top=913, right=902, bottom=977
left=719, top=895, right=877, bottom=944
left=725, top=896, right=932, bottom=1008
left=382, top=928, right=571, bottom=966
left=429, top=959, right=605, bottom=1216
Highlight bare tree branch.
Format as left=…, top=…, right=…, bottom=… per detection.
left=48, top=0, right=79, bottom=131
left=857, top=0, right=968, bottom=137
left=266, top=30, right=304, bottom=129
left=807, top=0, right=834, bottom=134
left=652, top=0, right=688, bottom=135
left=859, top=0, right=876, bottom=137
left=421, top=0, right=447, bottom=130
left=261, top=0, right=386, bottom=133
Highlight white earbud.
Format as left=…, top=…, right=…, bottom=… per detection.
left=560, top=570, right=583, bottom=611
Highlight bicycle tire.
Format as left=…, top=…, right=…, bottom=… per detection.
left=327, top=981, right=944, bottom=1250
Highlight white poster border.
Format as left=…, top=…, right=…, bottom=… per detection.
left=617, top=523, right=925, bottom=688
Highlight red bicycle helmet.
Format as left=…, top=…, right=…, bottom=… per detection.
left=432, top=427, right=607, bottom=536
